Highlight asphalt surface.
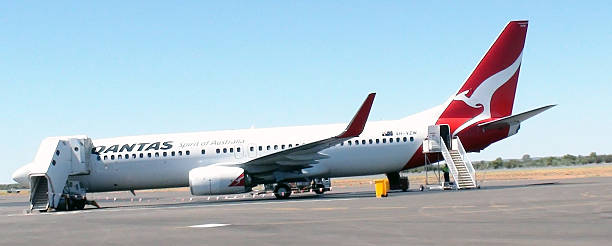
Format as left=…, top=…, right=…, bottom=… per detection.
left=1, top=177, right=612, bottom=245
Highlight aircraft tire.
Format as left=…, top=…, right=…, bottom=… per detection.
left=274, top=184, right=292, bottom=199
left=313, top=184, right=325, bottom=195
left=75, top=199, right=86, bottom=210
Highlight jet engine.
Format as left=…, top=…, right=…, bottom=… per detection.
left=189, top=166, right=251, bottom=195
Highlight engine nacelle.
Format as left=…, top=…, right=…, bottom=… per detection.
left=189, top=166, right=251, bottom=195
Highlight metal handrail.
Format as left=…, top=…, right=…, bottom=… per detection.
left=439, top=137, right=459, bottom=189
left=455, top=137, right=476, bottom=186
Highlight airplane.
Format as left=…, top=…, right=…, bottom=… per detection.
left=12, top=20, right=554, bottom=211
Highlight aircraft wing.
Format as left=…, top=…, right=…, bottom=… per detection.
left=239, top=93, right=375, bottom=175
left=478, top=104, right=556, bottom=129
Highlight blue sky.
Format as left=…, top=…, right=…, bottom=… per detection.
left=1, top=1, right=611, bottom=183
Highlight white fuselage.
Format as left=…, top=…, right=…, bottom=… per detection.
left=72, top=106, right=441, bottom=192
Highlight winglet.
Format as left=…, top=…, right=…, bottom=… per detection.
left=336, top=93, right=376, bottom=138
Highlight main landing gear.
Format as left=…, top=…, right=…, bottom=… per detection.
left=386, top=172, right=410, bottom=192
left=274, top=183, right=292, bottom=199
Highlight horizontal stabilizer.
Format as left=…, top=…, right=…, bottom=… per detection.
left=478, top=104, right=556, bottom=129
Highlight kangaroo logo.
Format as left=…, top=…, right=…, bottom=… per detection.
left=452, top=52, right=523, bottom=135
left=228, top=173, right=245, bottom=187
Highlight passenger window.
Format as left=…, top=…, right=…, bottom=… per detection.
left=163, top=152, right=167, bottom=157
left=223, top=148, right=227, bottom=153
left=97, top=156, right=101, bottom=161
left=348, top=141, right=352, bottom=146
left=111, top=155, right=115, bottom=160
left=216, top=149, right=220, bottom=154
left=376, top=139, right=380, bottom=144
left=230, top=148, right=234, bottom=153
left=403, top=137, right=407, bottom=142
left=289, top=144, right=292, bottom=148
left=250, top=147, right=254, bottom=151
left=179, top=151, right=183, bottom=156
left=148, top=153, right=152, bottom=158
left=369, top=139, right=373, bottom=144
left=237, top=147, right=241, bottom=152
left=155, top=152, right=159, bottom=157
left=281, top=145, right=285, bottom=149
left=396, top=137, right=400, bottom=142
left=201, top=149, right=206, bottom=155
left=186, top=150, right=190, bottom=155
left=126, top=154, right=130, bottom=159
left=340, top=142, right=344, bottom=146
left=132, top=154, right=136, bottom=159
left=274, top=145, right=278, bottom=150
left=362, top=140, right=366, bottom=145
left=171, top=151, right=175, bottom=156
left=258, top=146, right=263, bottom=151
left=383, top=138, right=387, bottom=143
left=389, top=138, right=394, bottom=143
left=267, top=146, right=270, bottom=150
left=296, top=143, right=299, bottom=146
left=118, top=155, right=122, bottom=160
left=104, top=156, right=108, bottom=160
left=355, top=140, right=359, bottom=145
left=140, top=153, right=144, bottom=158
left=410, top=137, right=414, bottom=142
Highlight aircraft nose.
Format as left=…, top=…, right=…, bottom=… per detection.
left=11, top=165, right=30, bottom=186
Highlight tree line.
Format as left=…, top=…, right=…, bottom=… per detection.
left=406, top=152, right=612, bottom=173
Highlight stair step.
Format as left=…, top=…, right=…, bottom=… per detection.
left=30, top=177, right=49, bottom=211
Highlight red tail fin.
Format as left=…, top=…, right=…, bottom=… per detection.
left=437, top=20, right=528, bottom=135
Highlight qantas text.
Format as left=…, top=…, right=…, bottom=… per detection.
left=93, top=141, right=174, bottom=154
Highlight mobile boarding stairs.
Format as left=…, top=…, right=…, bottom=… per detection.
left=26, top=136, right=97, bottom=212
left=421, top=125, right=478, bottom=190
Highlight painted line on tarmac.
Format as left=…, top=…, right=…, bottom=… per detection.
left=111, top=198, right=360, bottom=213
left=6, top=197, right=361, bottom=216
left=359, top=206, right=407, bottom=210
left=188, top=223, right=230, bottom=228
left=7, top=209, right=93, bottom=217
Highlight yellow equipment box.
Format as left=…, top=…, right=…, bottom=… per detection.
left=375, top=179, right=388, bottom=198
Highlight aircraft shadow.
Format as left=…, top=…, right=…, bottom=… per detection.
left=85, top=181, right=572, bottom=211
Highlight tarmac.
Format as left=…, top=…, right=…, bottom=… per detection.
left=1, top=177, right=612, bottom=245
